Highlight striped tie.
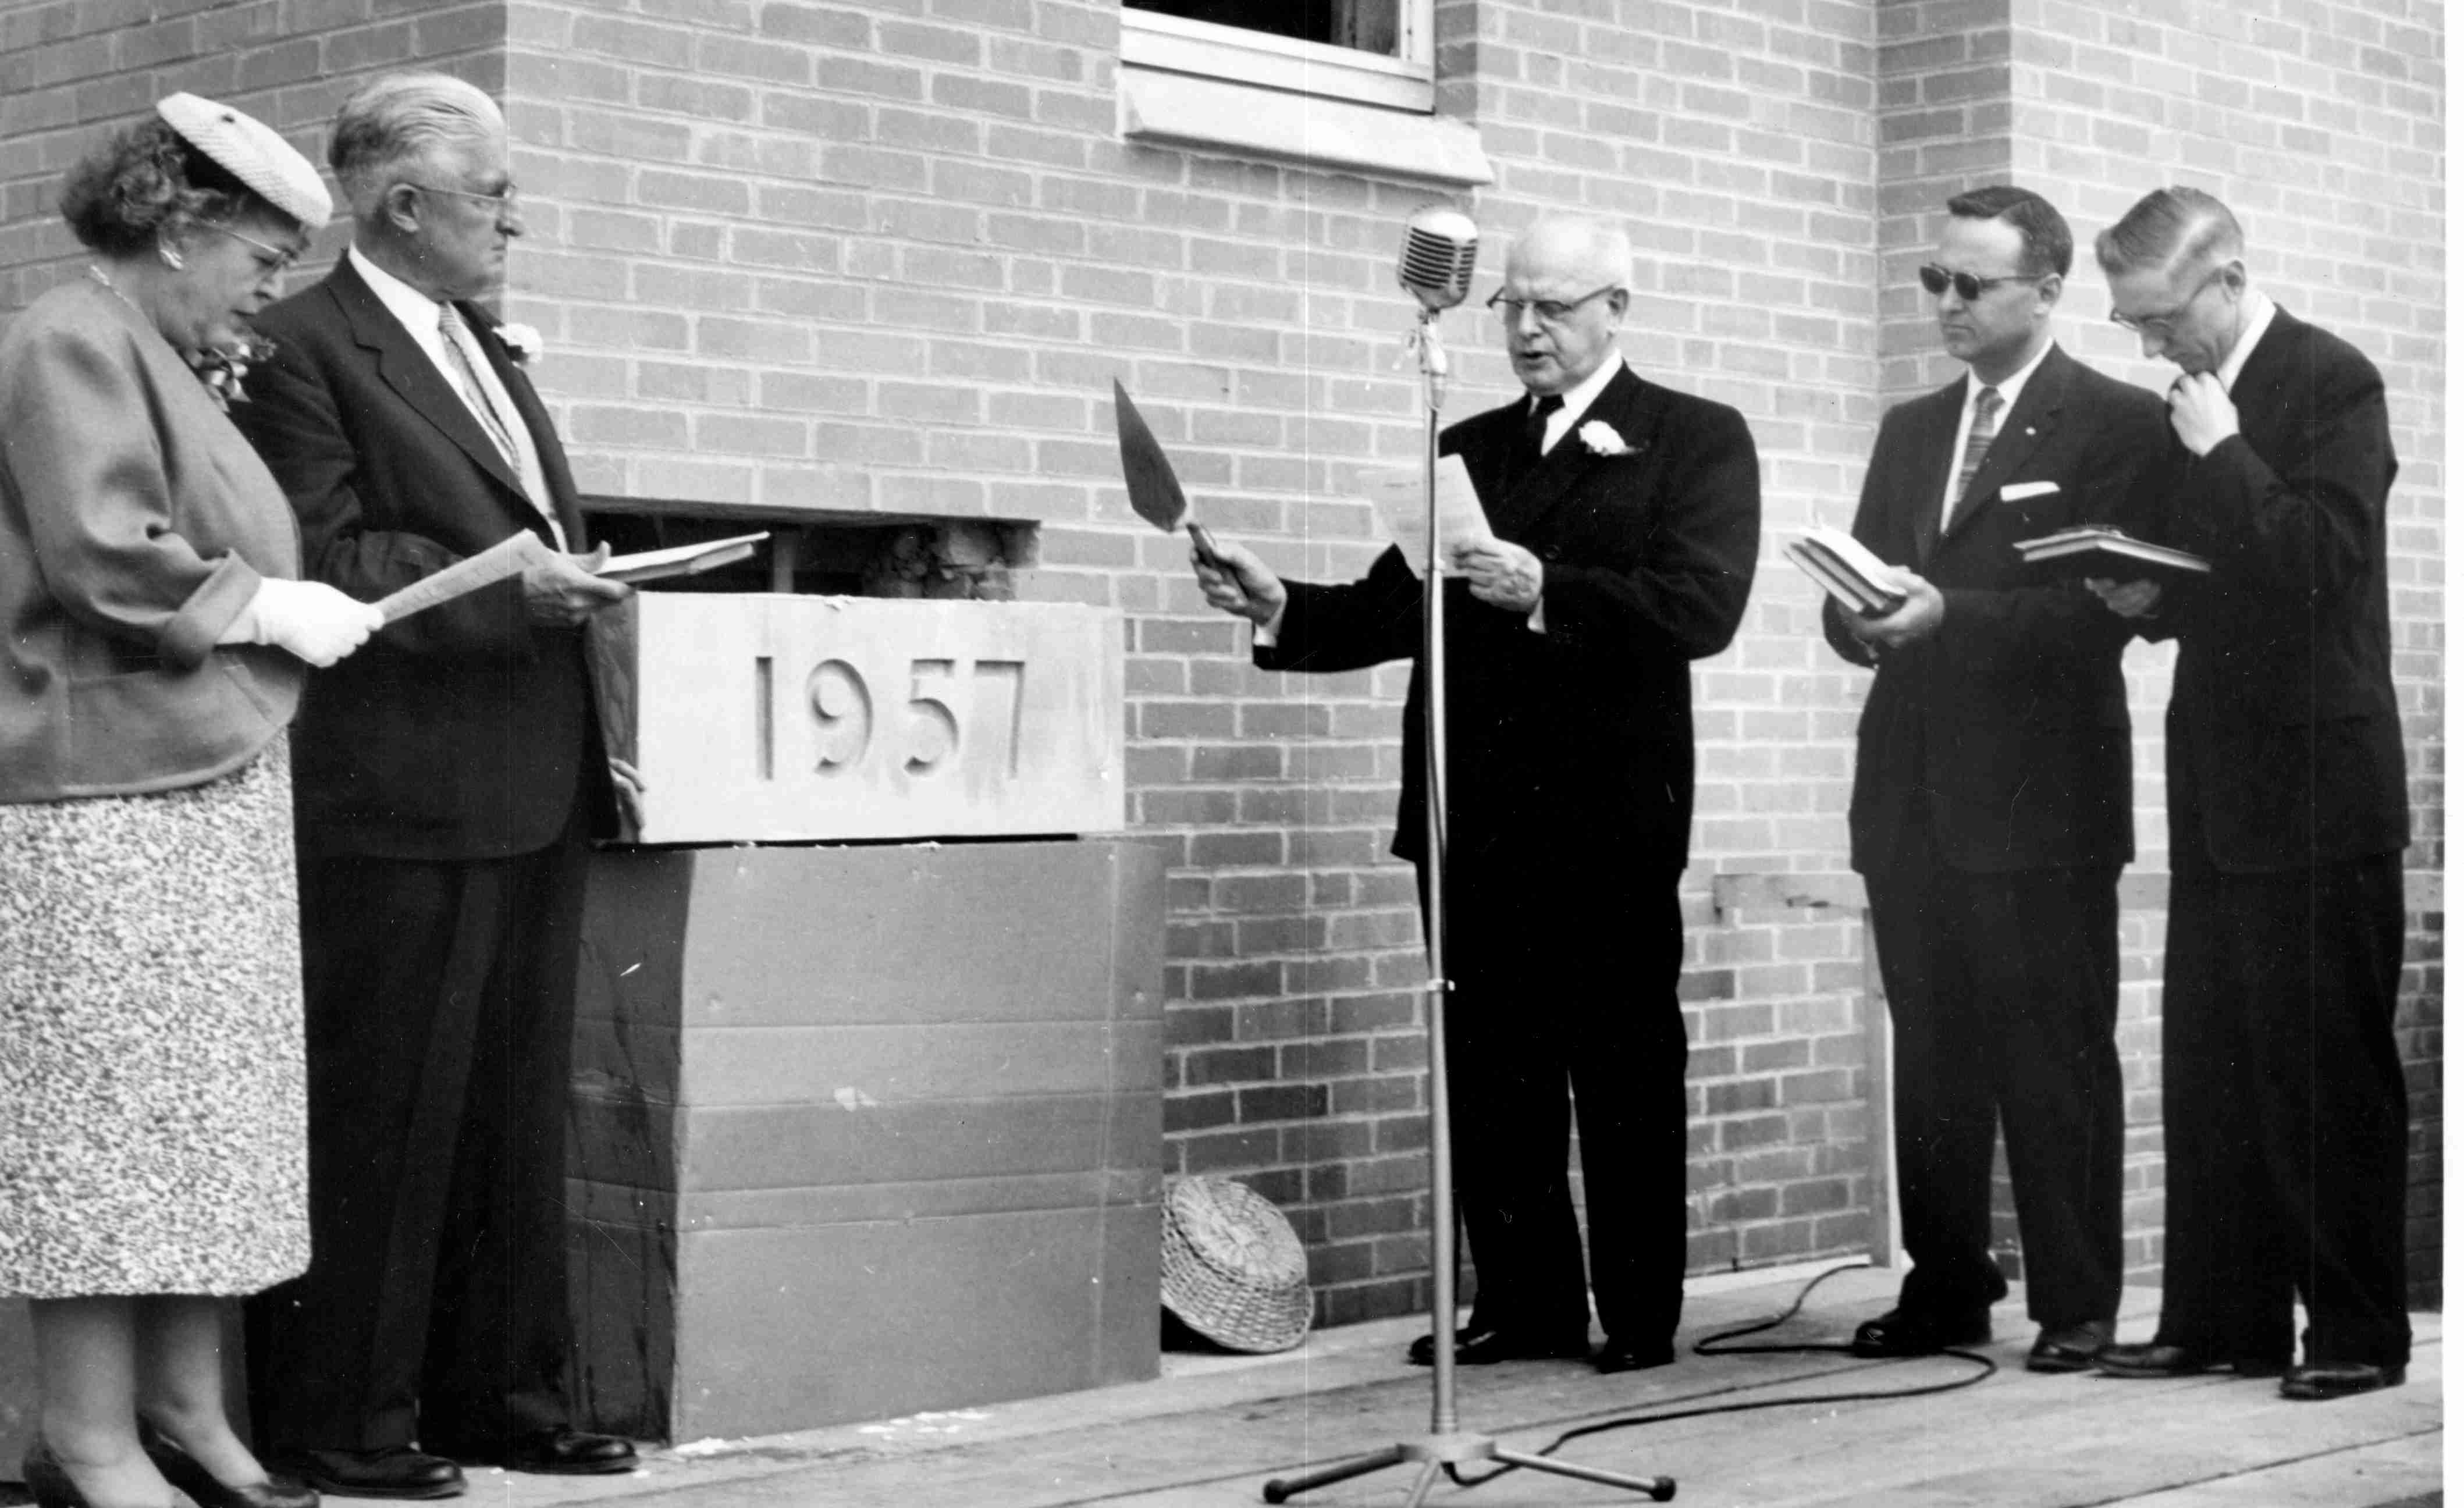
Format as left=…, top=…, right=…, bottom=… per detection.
left=436, top=302, right=523, bottom=471
left=1949, top=384, right=2001, bottom=518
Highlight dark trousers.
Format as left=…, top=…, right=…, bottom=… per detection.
left=247, top=823, right=589, bottom=1452
left=2150, top=849, right=2410, bottom=1367
left=1433, top=858, right=1688, bottom=1348
left=1865, top=835, right=2123, bottom=1326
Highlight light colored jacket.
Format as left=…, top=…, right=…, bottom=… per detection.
left=0, top=276, right=303, bottom=801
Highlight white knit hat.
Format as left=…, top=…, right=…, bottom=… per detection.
left=155, top=91, right=332, bottom=229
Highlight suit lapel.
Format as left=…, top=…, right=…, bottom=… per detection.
left=1488, top=363, right=1654, bottom=542
left=328, top=260, right=536, bottom=515
left=1904, top=380, right=1964, bottom=568
left=1939, top=344, right=2075, bottom=548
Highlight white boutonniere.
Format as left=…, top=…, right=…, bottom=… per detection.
left=497, top=322, right=544, bottom=366
left=1577, top=419, right=1634, bottom=457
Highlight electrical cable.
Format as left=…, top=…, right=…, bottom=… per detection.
left=1441, top=1262, right=2000, bottom=1492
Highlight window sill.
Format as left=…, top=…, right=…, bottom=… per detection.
left=1118, top=66, right=1493, bottom=187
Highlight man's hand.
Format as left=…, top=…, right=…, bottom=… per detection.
left=1453, top=538, right=1544, bottom=614
left=2086, top=576, right=2163, bottom=620
left=609, top=757, right=646, bottom=830
left=524, top=543, right=632, bottom=627
left=1841, top=567, right=1945, bottom=650
left=2168, top=372, right=2240, bottom=457
left=1193, top=538, right=1288, bottom=629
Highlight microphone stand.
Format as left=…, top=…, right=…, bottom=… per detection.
left=1261, top=307, right=1675, bottom=1506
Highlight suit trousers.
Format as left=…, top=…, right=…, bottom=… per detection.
left=2150, top=848, right=2410, bottom=1367
left=1432, top=854, right=1688, bottom=1348
left=1865, top=832, right=2123, bottom=1326
left=248, top=811, right=589, bottom=1452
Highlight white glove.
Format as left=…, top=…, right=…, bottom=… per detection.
left=249, top=578, right=383, bottom=667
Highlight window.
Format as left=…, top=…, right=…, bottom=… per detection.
left=1123, top=0, right=1433, bottom=113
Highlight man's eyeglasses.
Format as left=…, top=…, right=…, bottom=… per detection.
left=2109, top=266, right=2224, bottom=339
left=404, top=180, right=521, bottom=214
left=1918, top=264, right=2036, bottom=302
left=1487, top=283, right=1620, bottom=326
left=202, top=222, right=300, bottom=275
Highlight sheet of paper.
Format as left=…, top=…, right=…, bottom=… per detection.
left=375, top=531, right=552, bottom=624
left=1360, top=454, right=1492, bottom=575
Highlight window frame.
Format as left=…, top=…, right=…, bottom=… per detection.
left=1119, top=2, right=1436, bottom=115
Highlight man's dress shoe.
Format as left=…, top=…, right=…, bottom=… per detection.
left=1592, top=1336, right=1676, bottom=1374
left=2024, top=1318, right=2115, bottom=1374
left=2092, top=1341, right=2285, bottom=1379
left=1848, top=1306, right=1990, bottom=1357
left=141, top=1428, right=319, bottom=1508
left=2280, top=1360, right=2405, bottom=1400
left=457, top=1428, right=638, bottom=1476
left=264, top=1446, right=464, bottom=1500
left=1405, top=1326, right=1591, bottom=1367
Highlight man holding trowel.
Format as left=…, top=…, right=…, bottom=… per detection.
left=1184, top=213, right=1761, bottom=1375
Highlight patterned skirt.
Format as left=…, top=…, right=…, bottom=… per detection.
left=0, top=740, right=310, bottom=1297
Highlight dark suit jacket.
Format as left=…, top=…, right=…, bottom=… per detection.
left=1823, top=344, right=2169, bottom=876
left=1256, top=361, right=1760, bottom=876
left=2144, top=308, right=2408, bottom=872
left=232, top=257, right=611, bottom=860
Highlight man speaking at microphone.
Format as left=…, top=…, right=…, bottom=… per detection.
left=1194, top=214, right=1760, bottom=1373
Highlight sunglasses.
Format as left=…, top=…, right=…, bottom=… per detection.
left=1918, top=264, right=2037, bottom=301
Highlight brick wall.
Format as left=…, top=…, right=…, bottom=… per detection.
left=0, top=0, right=2440, bottom=1325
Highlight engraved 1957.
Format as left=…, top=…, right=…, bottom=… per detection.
left=750, top=655, right=1026, bottom=783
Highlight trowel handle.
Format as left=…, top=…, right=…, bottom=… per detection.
left=1186, top=522, right=1227, bottom=568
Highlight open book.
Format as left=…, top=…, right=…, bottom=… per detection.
left=1784, top=527, right=1907, bottom=618
left=597, top=531, right=769, bottom=585
left=2013, top=526, right=2210, bottom=578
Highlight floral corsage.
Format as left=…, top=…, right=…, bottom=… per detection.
left=187, top=335, right=274, bottom=412
left=496, top=322, right=544, bottom=366
left=1577, top=419, right=1635, bottom=457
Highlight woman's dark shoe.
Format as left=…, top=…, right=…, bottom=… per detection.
left=138, top=1426, right=319, bottom=1508
left=20, top=1443, right=93, bottom=1508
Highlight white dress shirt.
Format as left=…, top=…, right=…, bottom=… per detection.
left=2214, top=291, right=2278, bottom=396
left=1940, top=335, right=2054, bottom=526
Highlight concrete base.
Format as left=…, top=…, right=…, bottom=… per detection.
left=567, top=837, right=1167, bottom=1443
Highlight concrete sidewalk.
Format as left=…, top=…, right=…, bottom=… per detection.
left=405, top=1264, right=2440, bottom=1508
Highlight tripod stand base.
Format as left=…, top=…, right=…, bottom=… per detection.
left=1262, top=1431, right=1676, bottom=1505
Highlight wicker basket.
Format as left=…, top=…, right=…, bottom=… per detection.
left=1159, top=1175, right=1313, bottom=1353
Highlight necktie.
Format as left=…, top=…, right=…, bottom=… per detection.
left=1521, top=393, right=1565, bottom=463
left=436, top=303, right=521, bottom=469
left=1949, top=385, right=2001, bottom=517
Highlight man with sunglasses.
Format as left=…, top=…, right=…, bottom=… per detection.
left=231, top=73, right=639, bottom=1498
left=1193, top=214, right=1759, bottom=1375
left=2085, top=188, right=2411, bottom=1401
left=1822, top=187, right=2168, bottom=1373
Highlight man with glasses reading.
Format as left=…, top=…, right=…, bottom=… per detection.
left=232, top=72, right=638, bottom=1498
left=2086, top=188, right=2412, bottom=1402
left=1822, top=186, right=2167, bottom=1372
left=1192, top=214, right=1759, bottom=1375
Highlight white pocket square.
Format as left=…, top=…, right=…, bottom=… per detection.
left=2000, top=480, right=2061, bottom=501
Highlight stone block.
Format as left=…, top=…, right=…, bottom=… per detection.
left=595, top=595, right=1124, bottom=845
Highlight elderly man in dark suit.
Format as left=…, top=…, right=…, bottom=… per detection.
left=2086, top=187, right=2412, bottom=1402
left=232, top=73, right=639, bottom=1499
left=1194, top=214, right=1760, bottom=1375
left=1822, top=186, right=2169, bottom=1373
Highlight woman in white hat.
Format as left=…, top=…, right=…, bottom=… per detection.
left=0, top=95, right=385, bottom=1508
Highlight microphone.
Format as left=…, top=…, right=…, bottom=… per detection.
left=1397, top=207, right=1478, bottom=312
